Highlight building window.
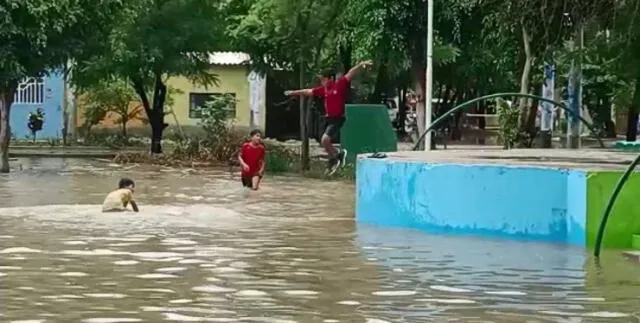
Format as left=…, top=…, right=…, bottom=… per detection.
left=189, top=92, right=236, bottom=119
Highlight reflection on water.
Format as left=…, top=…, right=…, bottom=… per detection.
left=0, top=158, right=639, bottom=322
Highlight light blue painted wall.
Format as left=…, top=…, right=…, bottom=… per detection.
left=10, top=71, right=65, bottom=140
left=357, top=158, right=584, bottom=244
left=566, top=171, right=587, bottom=245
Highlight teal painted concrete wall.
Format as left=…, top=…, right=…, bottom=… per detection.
left=356, top=158, right=583, bottom=243
left=356, top=156, right=639, bottom=248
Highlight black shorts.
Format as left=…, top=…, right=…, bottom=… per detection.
left=241, top=175, right=262, bottom=188
left=323, top=116, right=345, bottom=140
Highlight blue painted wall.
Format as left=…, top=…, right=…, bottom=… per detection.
left=10, top=72, right=65, bottom=140
left=566, top=171, right=587, bottom=245
left=356, top=158, right=588, bottom=245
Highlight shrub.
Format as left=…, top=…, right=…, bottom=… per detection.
left=263, top=139, right=296, bottom=173
left=496, top=98, right=519, bottom=149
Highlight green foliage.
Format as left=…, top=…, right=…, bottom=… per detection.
left=198, top=94, right=237, bottom=137
left=73, top=0, right=225, bottom=89
left=496, top=99, right=520, bottom=149
left=72, top=0, right=228, bottom=152
left=81, top=104, right=109, bottom=136
left=0, top=0, right=128, bottom=86
left=0, top=0, right=129, bottom=172
left=263, top=140, right=296, bottom=173
left=228, top=0, right=343, bottom=74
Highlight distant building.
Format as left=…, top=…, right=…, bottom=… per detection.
left=74, top=51, right=267, bottom=134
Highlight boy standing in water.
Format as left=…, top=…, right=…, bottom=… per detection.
left=284, top=60, right=373, bottom=175
left=238, top=129, right=266, bottom=190
left=102, top=178, right=139, bottom=212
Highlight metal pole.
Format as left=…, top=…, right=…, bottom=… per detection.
left=424, top=0, right=434, bottom=151
left=299, top=60, right=310, bottom=170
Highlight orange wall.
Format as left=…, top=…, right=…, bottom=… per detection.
left=75, top=95, right=146, bottom=129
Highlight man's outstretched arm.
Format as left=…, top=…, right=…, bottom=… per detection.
left=344, top=60, right=373, bottom=81
left=284, top=89, right=314, bottom=97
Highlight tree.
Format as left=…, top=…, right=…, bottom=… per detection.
left=483, top=0, right=612, bottom=141
left=73, top=0, right=228, bottom=154
left=0, top=0, right=130, bottom=173
left=596, top=0, right=640, bottom=141
left=81, top=104, right=109, bottom=137
left=82, top=80, right=142, bottom=138
left=228, top=0, right=346, bottom=168
left=229, top=0, right=344, bottom=74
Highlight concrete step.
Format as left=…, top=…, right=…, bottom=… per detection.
left=623, top=251, right=640, bottom=263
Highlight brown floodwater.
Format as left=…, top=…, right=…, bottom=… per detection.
left=0, top=157, right=639, bottom=322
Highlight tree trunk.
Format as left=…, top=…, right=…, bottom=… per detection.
left=525, top=95, right=539, bottom=147
left=449, top=88, right=461, bottom=141
left=398, top=84, right=407, bottom=135
left=371, top=62, right=389, bottom=103
left=132, top=74, right=167, bottom=153
left=299, top=61, right=309, bottom=170
left=625, top=69, right=640, bottom=141
left=339, top=43, right=353, bottom=103
left=0, top=85, right=17, bottom=173
left=518, top=25, right=534, bottom=130
left=414, top=78, right=426, bottom=149
left=121, top=119, right=128, bottom=138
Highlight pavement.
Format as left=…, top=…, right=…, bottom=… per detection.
left=381, top=148, right=638, bottom=171
left=8, top=145, right=145, bottom=158
left=623, top=251, right=640, bottom=263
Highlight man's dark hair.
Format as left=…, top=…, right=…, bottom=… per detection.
left=250, top=129, right=262, bottom=137
left=320, top=69, right=335, bottom=79
left=119, top=178, right=135, bottom=189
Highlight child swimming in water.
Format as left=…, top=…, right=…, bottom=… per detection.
left=102, top=178, right=139, bottom=212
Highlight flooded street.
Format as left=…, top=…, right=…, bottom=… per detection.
left=1, top=158, right=639, bottom=322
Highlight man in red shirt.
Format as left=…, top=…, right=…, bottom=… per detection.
left=284, top=60, right=373, bottom=175
left=238, top=129, right=266, bottom=190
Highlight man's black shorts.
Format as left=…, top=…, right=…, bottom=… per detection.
left=323, top=116, right=346, bottom=140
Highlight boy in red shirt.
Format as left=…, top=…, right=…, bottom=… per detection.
left=238, top=129, right=266, bottom=190
left=284, top=60, right=372, bottom=175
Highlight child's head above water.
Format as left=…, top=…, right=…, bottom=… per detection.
left=249, top=129, right=262, bottom=144
left=118, top=178, right=135, bottom=191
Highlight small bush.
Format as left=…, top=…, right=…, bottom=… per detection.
left=496, top=98, right=519, bottom=149
left=263, top=140, right=296, bottom=173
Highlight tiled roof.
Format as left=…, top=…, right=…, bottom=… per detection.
left=208, top=52, right=250, bottom=65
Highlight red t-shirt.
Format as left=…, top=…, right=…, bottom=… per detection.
left=240, top=142, right=265, bottom=177
left=311, top=76, right=350, bottom=117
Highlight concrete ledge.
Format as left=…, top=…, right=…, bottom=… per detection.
left=356, top=149, right=640, bottom=248
left=613, top=140, right=640, bottom=151
left=623, top=251, right=640, bottom=263
left=9, top=151, right=118, bottom=158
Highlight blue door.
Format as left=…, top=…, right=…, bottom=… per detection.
left=10, top=71, right=65, bottom=141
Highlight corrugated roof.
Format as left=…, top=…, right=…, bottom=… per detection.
left=208, top=51, right=250, bottom=65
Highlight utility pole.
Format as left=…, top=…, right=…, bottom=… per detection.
left=299, top=59, right=310, bottom=170
left=424, top=0, right=434, bottom=151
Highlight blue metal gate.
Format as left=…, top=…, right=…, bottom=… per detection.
left=10, top=72, right=64, bottom=141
